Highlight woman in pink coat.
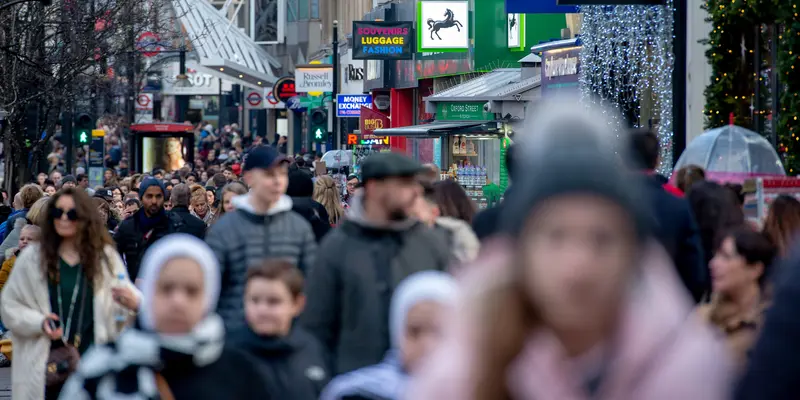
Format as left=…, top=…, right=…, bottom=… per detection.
left=406, top=103, right=733, bottom=400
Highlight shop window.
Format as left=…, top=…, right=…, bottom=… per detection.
left=287, top=0, right=297, bottom=21
left=297, top=0, right=309, bottom=20
left=311, top=0, right=319, bottom=18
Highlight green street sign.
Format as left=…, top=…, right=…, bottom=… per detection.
left=436, top=102, right=495, bottom=121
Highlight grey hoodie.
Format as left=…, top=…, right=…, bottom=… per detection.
left=300, top=193, right=451, bottom=375
left=207, top=193, right=317, bottom=329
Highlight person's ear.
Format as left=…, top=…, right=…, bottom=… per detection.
left=752, top=261, right=765, bottom=282
left=292, top=294, right=307, bottom=317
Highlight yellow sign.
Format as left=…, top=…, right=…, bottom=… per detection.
left=308, top=60, right=324, bottom=97
left=91, top=129, right=105, bottom=137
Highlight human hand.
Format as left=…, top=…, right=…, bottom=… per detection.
left=112, top=286, right=139, bottom=310
left=42, top=314, right=63, bottom=340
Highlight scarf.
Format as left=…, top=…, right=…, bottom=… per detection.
left=59, top=314, right=225, bottom=400
left=137, top=209, right=167, bottom=236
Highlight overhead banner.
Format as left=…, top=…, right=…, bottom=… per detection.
left=337, top=94, right=372, bottom=118
left=295, top=65, right=334, bottom=93
left=353, top=21, right=414, bottom=60
left=417, top=1, right=469, bottom=52
left=360, top=106, right=390, bottom=136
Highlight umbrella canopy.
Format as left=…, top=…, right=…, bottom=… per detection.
left=321, top=150, right=352, bottom=169
left=675, top=125, right=785, bottom=176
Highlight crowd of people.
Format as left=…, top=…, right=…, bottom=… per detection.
left=0, top=102, right=799, bottom=399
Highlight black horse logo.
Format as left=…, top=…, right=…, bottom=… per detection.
left=427, top=9, right=464, bottom=41
left=508, top=15, right=516, bottom=39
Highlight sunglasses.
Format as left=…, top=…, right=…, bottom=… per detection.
left=51, top=208, right=78, bottom=221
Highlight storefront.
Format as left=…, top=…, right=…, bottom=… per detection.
left=161, top=61, right=232, bottom=125
left=375, top=67, right=540, bottom=208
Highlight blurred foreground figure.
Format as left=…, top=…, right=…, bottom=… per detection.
left=407, top=101, right=732, bottom=400
left=735, top=247, right=800, bottom=399
left=59, top=235, right=271, bottom=400
left=321, top=271, right=457, bottom=400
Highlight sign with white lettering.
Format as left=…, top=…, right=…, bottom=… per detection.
left=337, top=94, right=373, bottom=118
left=542, top=47, right=581, bottom=95
left=295, top=66, right=334, bottom=93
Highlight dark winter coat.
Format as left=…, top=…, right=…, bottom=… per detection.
left=300, top=194, right=451, bottom=375
left=115, top=209, right=184, bottom=279
left=206, top=194, right=316, bottom=330
left=169, top=206, right=208, bottom=239
left=292, top=197, right=331, bottom=242
left=228, top=326, right=330, bottom=400
left=642, top=176, right=706, bottom=301
left=735, top=251, right=800, bottom=399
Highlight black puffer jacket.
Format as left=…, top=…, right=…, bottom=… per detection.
left=287, top=169, right=331, bottom=242
left=300, top=194, right=451, bottom=375
left=228, top=326, right=330, bottom=400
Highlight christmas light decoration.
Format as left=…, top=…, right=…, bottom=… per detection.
left=778, top=3, right=800, bottom=174
left=579, top=2, right=675, bottom=175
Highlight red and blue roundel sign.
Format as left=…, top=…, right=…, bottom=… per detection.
left=246, top=91, right=263, bottom=107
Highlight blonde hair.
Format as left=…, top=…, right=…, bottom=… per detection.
left=189, top=184, right=207, bottom=205
left=26, top=197, right=50, bottom=226
left=313, top=176, right=344, bottom=225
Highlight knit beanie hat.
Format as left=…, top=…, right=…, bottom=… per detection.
left=139, top=177, right=166, bottom=198
left=501, top=99, right=651, bottom=240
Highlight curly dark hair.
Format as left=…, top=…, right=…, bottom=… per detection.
left=41, top=188, right=113, bottom=285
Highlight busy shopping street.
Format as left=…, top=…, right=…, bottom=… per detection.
left=2, top=0, right=800, bottom=399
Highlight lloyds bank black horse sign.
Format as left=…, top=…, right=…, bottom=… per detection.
left=417, top=1, right=469, bottom=52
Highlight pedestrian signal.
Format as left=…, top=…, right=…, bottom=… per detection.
left=309, top=109, right=328, bottom=143
left=74, top=113, right=94, bottom=145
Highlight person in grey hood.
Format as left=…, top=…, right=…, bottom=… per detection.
left=300, top=152, right=451, bottom=375
left=207, top=146, right=316, bottom=329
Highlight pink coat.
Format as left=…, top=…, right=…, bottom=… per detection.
left=407, top=243, right=734, bottom=400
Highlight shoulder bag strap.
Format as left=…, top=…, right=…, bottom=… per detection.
left=155, top=373, right=176, bottom=400
left=73, top=274, right=88, bottom=346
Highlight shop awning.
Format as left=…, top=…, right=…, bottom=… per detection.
left=172, top=0, right=280, bottom=89
left=374, top=121, right=496, bottom=138
left=424, top=68, right=541, bottom=102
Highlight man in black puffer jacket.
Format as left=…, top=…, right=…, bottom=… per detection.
left=286, top=169, right=330, bottom=242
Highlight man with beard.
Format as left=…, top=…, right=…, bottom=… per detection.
left=301, top=152, right=451, bottom=375
left=115, top=177, right=177, bottom=278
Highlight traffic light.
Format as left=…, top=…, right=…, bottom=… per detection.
left=74, top=113, right=93, bottom=145
left=309, top=109, right=328, bottom=143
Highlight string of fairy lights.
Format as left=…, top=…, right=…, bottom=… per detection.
left=579, top=2, right=675, bottom=175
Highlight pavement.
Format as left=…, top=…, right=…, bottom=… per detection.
left=0, top=367, right=8, bottom=399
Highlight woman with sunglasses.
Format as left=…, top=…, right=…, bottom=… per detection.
left=0, top=188, right=140, bottom=399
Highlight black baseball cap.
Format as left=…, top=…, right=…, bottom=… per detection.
left=361, top=152, right=426, bottom=183
left=243, top=146, right=289, bottom=172
left=93, top=188, right=114, bottom=202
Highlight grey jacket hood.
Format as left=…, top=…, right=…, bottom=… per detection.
left=347, top=193, right=418, bottom=231
left=232, top=193, right=293, bottom=216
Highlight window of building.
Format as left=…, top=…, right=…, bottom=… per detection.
left=287, top=0, right=297, bottom=21
left=310, top=0, right=319, bottom=18
left=298, top=0, right=308, bottom=19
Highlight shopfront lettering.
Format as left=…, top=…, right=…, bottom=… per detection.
left=353, top=21, right=414, bottom=60
left=347, top=64, right=364, bottom=81
left=357, top=27, right=410, bottom=35
left=545, top=55, right=579, bottom=78
left=364, top=118, right=385, bottom=130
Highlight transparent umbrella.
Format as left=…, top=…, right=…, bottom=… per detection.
left=674, top=125, right=785, bottom=175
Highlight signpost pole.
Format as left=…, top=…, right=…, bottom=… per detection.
left=332, top=20, right=340, bottom=150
